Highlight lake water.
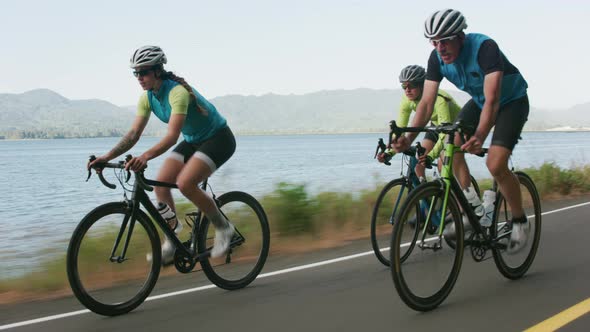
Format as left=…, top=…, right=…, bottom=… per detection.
left=1, top=132, right=589, bottom=278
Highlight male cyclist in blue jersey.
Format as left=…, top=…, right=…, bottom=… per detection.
left=89, top=46, right=236, bottom=262
left=392, top=9, right=530, bottom=254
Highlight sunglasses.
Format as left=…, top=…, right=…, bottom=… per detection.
left=401, top=83, right=418, bottom=90
left=132, top=68, right=153, bottom=78
left=430, top=35, right=458, bottom=47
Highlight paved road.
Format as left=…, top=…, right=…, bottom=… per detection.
left=2, top=196, right=590, bottom=332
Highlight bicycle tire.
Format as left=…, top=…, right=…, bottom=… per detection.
left=390, top=182, right=464, bottom=311
left=67, top=202, right=161, bottom=316
left=491, top=171, right=542, bottom=279
left=198, top=191, right=270, bottom=290
left=370, top=178, right=417, bottom=266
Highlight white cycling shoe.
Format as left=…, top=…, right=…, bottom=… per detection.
left=146, top=221, right=183, bottom=265
left=210, top=223, right=235, bottom=258
left=508, top=218, right=530, bottom=254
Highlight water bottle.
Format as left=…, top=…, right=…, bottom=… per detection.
left=463, top=187, right=484, bottom=217
left=157, top=202, right=180, bottom=233
left=479, top=190, right=496, bottom=227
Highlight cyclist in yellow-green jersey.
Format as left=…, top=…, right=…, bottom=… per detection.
left=394, top=65, right=462, bottom=181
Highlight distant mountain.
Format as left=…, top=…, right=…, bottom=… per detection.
left=213, top=90, right=588, bottom=133
left=212, top=89, right=413, bottom=134
left=0, top=89, right=166, bottom=139
left=0, top=88, right=587, bottom=139
left=525, top=102, right=590, bottom=130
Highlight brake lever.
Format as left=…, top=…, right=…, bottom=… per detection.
left=376, top=138, right=391, bottom=166
left=415, top=142, right=426, bottom=158
left=86, top=155, right=96, bottom=182
left=388, top=120, right=403, bottom=145
left=124, top=154, right=133, bottom=182
left=374, top=139, right=382, bottom=159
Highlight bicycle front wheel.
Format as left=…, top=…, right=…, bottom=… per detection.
left=492, top=171, right=542, bottom=279
left=370, top=178, right=416, bottom=266
left=390, top=182, right=464, bottom=311
left=198, top=191, right=270, bottom=290
left=67, top=202, right=161, bottom=316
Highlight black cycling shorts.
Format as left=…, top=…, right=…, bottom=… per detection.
left=171, top=126, right=236, bottom=172
left=424, top=130, right=438, bottom=143
left=456, top=95, right=529, bottom=151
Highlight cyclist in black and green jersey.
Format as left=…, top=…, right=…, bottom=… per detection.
left=380, top=65, right=479, bottom=199
left=395, top=65, right=459, bottom=179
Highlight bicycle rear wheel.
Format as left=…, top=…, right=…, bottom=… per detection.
left=198, top=191, right=270, bottom=290
left=491, top=171, right=541, bottom=279
left=370, top=178, right=417, bottom=266
left=67, top=202, right=161, bottom=316
left=390, top=182, right=464, bottom=311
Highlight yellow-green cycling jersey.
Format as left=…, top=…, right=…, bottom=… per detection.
left=396, top=89, right=461, bottom=159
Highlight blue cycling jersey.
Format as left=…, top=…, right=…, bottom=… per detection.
left=436, top=33, right=528, bottom=108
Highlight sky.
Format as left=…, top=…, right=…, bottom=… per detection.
left=1, top=0, right=588, bottom=109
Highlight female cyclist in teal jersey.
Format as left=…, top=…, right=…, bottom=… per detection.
left=89, top=46, right=235, bottom=260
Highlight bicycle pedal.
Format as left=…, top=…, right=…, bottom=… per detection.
left=230, top=235, right=244, bottom=247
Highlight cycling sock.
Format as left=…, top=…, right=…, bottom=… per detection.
left=207, top=208, right=230, bottom=229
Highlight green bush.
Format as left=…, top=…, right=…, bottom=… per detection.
left=522, top=163, right=590, bottom=197
left=263, top=182, right=318, bottom=236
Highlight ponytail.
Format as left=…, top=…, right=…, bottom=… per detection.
left=160, top=70, right=208, bottom=116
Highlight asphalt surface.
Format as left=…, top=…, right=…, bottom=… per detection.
left=2, top=196, right=590, bottom=332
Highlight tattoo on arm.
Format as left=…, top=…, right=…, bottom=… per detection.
left=109, top=130, right=139, bottom=158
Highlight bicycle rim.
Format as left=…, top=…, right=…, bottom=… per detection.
left=199, top=191, right=270, bottom=290
left=371, top=178, right=415, bottom=266
left=492, top=172, right=542, bottom=279
left=67, top=202, right=161, bottom=316
left=390, top=182, right=464, bottom=311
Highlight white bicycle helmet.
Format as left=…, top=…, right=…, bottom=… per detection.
left=129, top=45, right=167, bottom=68
left=424, top=9, right=467, bottom=39
left=399, top=65, right=426, bottom=83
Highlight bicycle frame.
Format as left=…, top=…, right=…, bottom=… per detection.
left=109, top=173, right=209, bottom=263
left=419, top=134, right=497, bottom=246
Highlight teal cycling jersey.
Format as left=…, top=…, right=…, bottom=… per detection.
left=138, top=79, right=227, bottom=144
left=436, top=33, right=528, bottom=108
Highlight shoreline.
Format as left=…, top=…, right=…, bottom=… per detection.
left=1, top=129, right=589, bottom=141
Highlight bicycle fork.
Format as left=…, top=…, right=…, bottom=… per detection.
left=417, top=180, right=449, bottom=251
left=109, top=200, right=137, bottom=263
left=417, top=142, right=456, bottom=251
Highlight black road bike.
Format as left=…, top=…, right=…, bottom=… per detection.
left=67, top=155, right=270, bottom=316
